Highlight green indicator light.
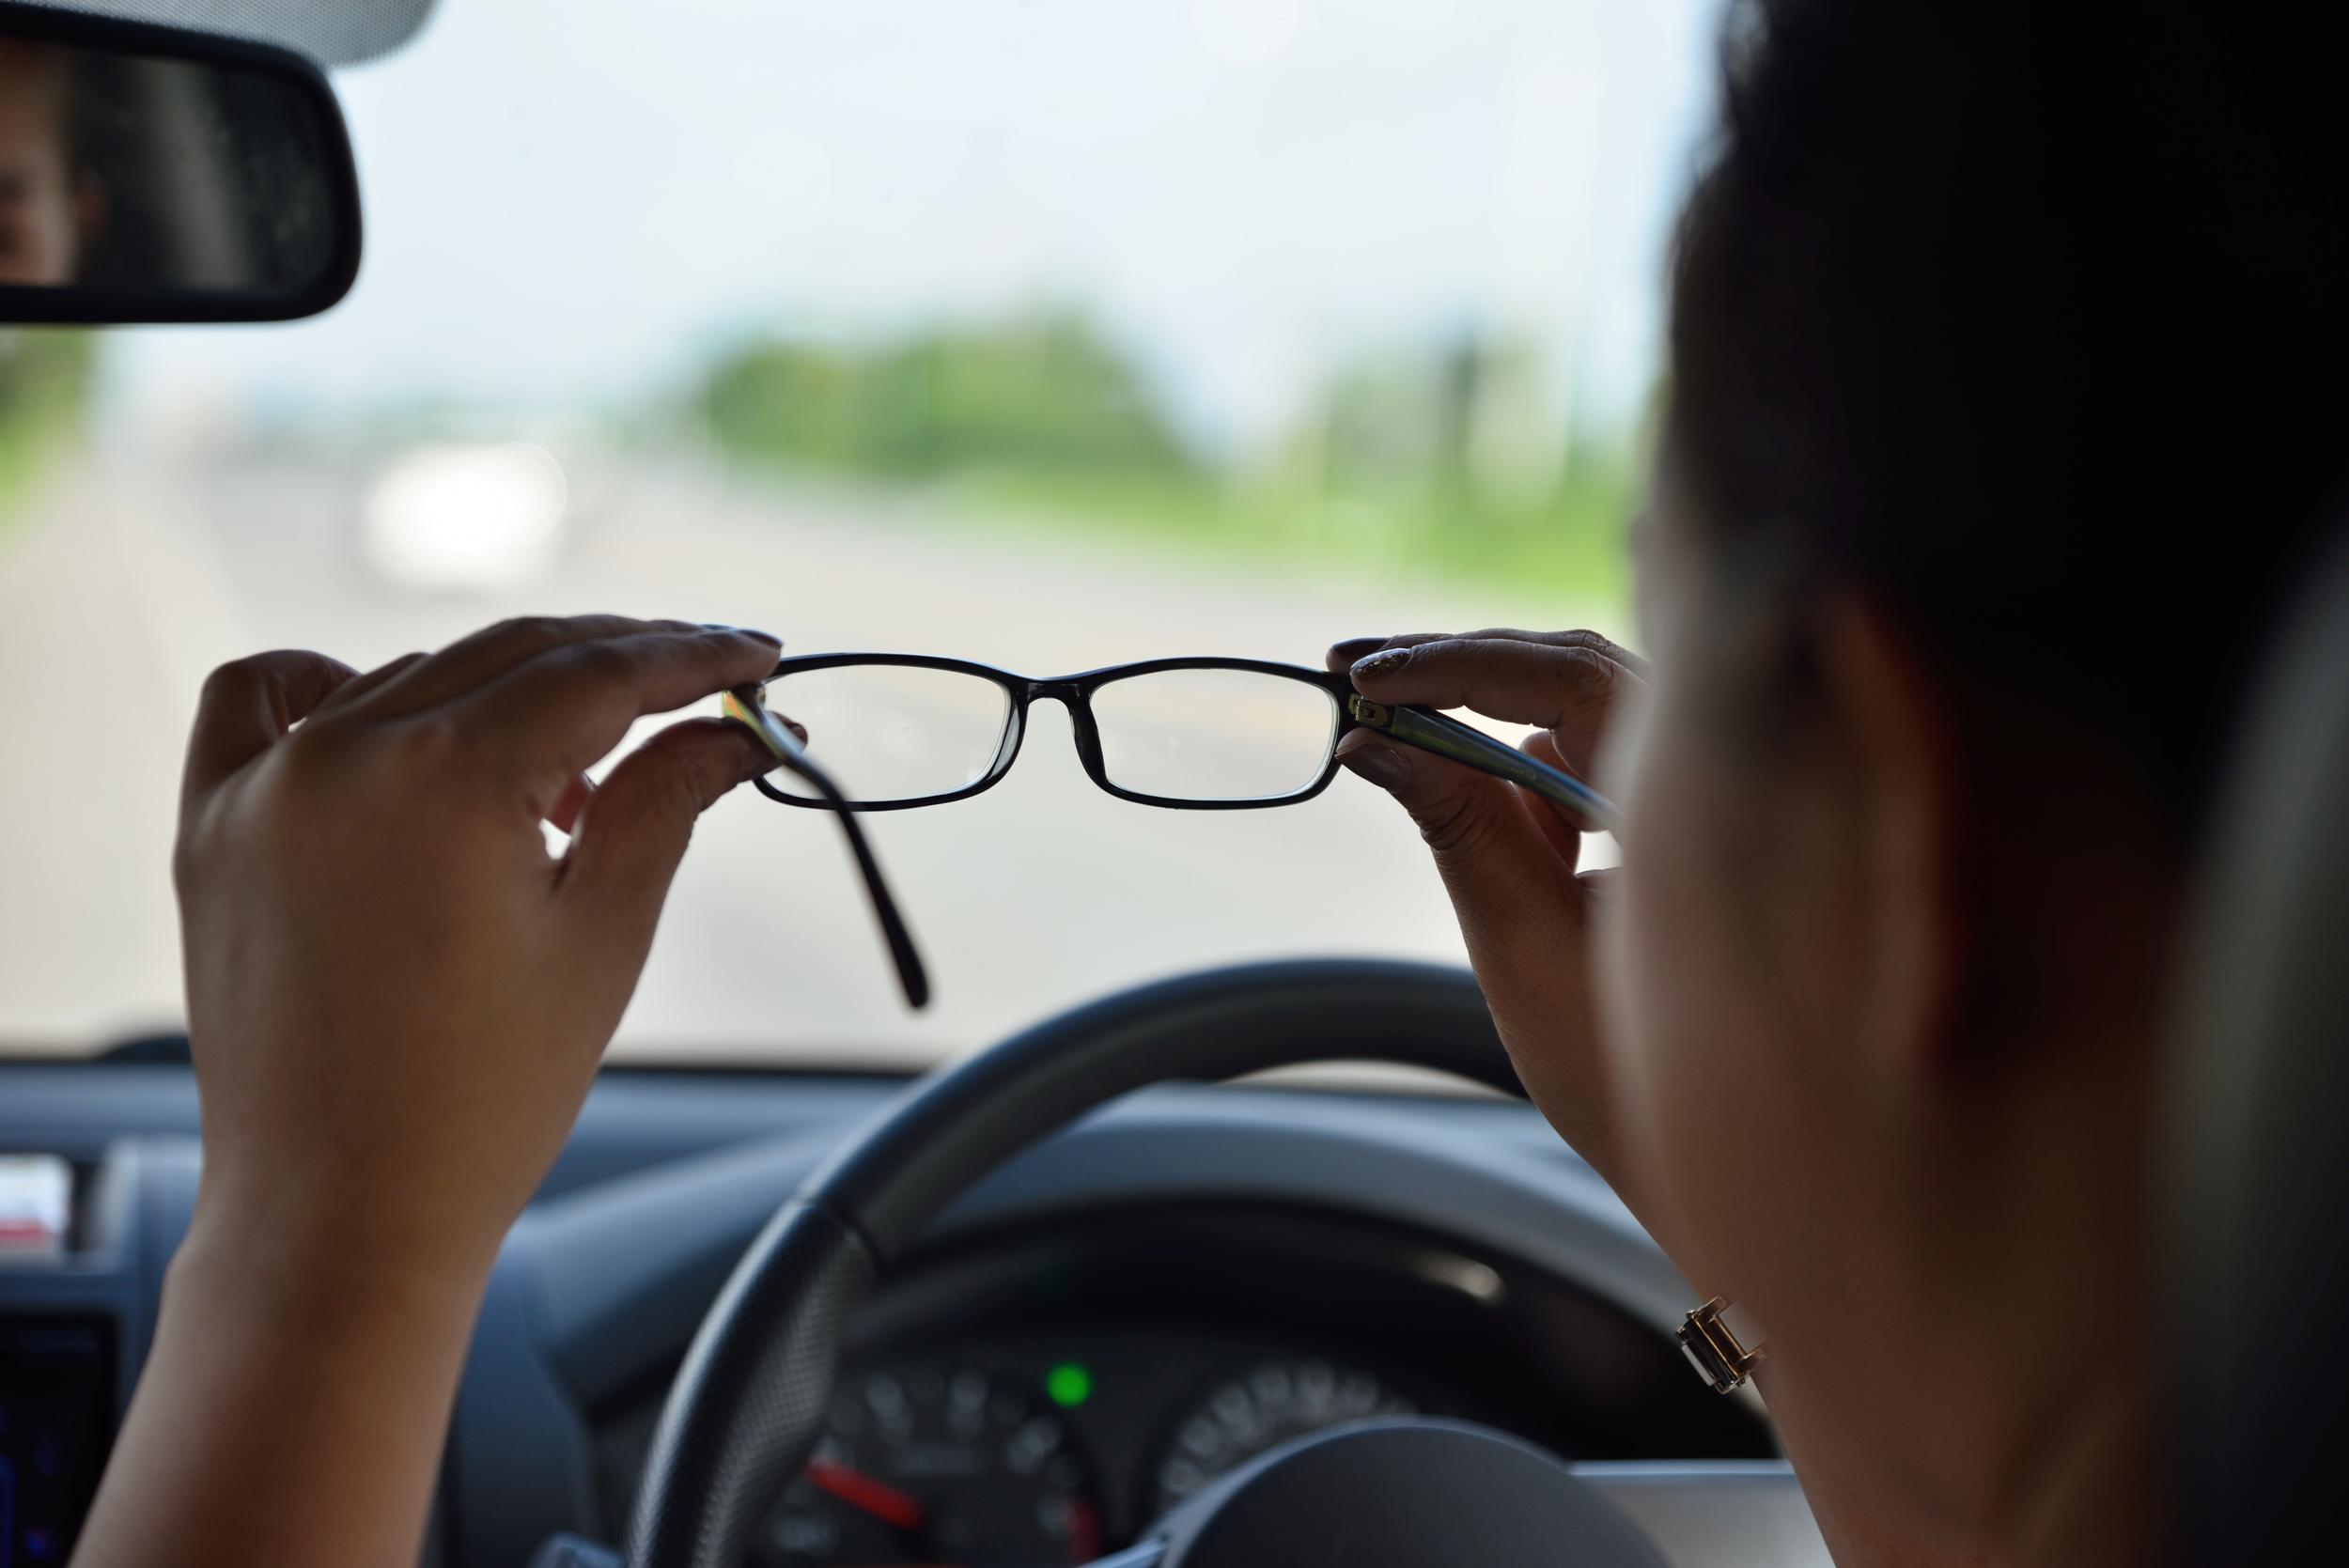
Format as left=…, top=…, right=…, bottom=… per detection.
left=1045, top=1362, right=1093, bottom=1407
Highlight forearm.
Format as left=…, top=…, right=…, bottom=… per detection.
left=1753, top=1363, right=1995, bottom=1568
left=69, top=1219, right=488, bottom=1568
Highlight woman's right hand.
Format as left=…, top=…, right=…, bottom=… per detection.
left=71, top=615, right=790, bottom=1568
left=1327, top=629, right=1647, bottom=1197
left=175, top=615, right=787, bottom=1287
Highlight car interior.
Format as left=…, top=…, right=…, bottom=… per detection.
left=2, top=4, right=2341, bottom=1567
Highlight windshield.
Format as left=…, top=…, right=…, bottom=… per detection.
left=0, top=0, right=1716, bottom=1064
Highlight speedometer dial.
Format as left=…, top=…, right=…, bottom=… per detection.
left=1152, top=1358, right=1415, bottom=1514
left=761, top=1365, right=1102, bottom=1567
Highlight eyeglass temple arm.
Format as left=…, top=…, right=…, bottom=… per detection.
left=774, top=750, right=931, bottom=1010
left=1346, top=693, right=1621, bottom=833
left=723, top=689, right=930, bottom=1009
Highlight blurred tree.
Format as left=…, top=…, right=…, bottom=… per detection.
left=1273, top=331, right=1635, bottom=596
left=693, top=309, right=1635, bottom=603
left=702, top=310, right=1197, bottom=482
left=0, top=330, right=97, bottom=524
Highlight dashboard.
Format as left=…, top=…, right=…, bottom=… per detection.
left=587, top=1207, right=1767, bottom=1565
left=0, top=1057, right=1821, bottom=1568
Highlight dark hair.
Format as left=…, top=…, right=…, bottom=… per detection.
left=1667, top=0, right=2349, bottom=849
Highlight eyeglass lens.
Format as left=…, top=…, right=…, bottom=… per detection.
left=761, top=663, right=1014, bottom=804
left=1089, top=667, right=1338, bottom=801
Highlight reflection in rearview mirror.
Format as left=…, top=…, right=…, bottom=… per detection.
left=0, top=6, right=359, bottom=321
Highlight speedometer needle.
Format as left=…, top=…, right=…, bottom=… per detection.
left=804, top=1456, right=927, bottom=1532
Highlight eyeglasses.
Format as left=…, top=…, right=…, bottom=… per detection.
left=738, top=653, right=1619, bottom=825
left=724, top=655, right=1619, bottom=1013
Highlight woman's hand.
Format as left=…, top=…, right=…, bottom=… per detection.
left=175, top=614, right=785, bottom=1282
left=1328, top=629, right=1646, bottom=1196
left=71, top=615, right=784, bottom=1568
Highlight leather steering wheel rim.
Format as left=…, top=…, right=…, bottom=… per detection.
left=624, top=957, right=1525, bottom=1568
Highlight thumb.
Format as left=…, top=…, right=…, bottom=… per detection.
left=557, top=718, right=770, bottom=945
left=1337, top=729, right=1614, bottom=1172
left=1335, top=729, right=1576, bottom=878
left=1335, top=726, right=1587, bottom=955
left=181, top=650, right=360, bottom=814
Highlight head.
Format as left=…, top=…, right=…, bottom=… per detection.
left=0, top=39, right=102, bottom=285
left=1600, top=0, right=2349, bottom=1548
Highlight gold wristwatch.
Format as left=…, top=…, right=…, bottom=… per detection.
left=1678, top=1296, right=1766, bottom=1392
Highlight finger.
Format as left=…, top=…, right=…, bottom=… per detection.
left=546, top=772, right=594, bottom=836
left=1333, top=729, right=1587, bottom=1041
left=1334, top=727, right=1580, bottom=881
left=1328, top=631, right=1451, bottom=675
left=358, top=614, right=761, bottom=719
left=1329, top=630, right=1521, bottom=675
left=305, top=650, right=427, bottom=722
left=181, top=650, right=361, bottom=811
left=732, top=710, right=810, bottom=781
left=1346, top=633, right=1643, bottom=773
left=1329, top=629, right=1648, bottom=679
left=1518, top=732, right=1590, bottom=862
left=454, top=627, right=785, bottom=807
left=556, top=718, right=772, bottom=955
left=1336, top=724, right=1612, bottom=1168
left=1327, top=635, right=1392, bottom=671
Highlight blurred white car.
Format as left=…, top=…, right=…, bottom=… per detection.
left=359, top=441, right=568, bottom=592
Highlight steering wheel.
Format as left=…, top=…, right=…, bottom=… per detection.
left=621, top=959, right=1668, bottom=1568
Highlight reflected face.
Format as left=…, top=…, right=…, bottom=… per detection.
left=0, top=42, right=84, bottom=286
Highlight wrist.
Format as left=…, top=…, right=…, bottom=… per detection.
left=85, top=1190, right=490, bottom=1568
left=185, top=1142, right=517, bottom=1289
left=170, top=1200, right=496, bottom=1343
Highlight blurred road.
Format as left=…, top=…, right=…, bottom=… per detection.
left=0, top=453, right=1616, bottom=1063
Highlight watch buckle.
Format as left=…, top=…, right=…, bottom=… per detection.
left=1678, top=1296, right=1765, bottom=1393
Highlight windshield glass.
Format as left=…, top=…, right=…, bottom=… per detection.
left=0, top=0, right=1717, bottom=1064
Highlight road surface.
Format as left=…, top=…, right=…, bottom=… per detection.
left=0, top=450, right=1619, bottom=1065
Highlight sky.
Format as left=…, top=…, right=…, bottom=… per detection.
left=105, top=0, right=1725, bottom=457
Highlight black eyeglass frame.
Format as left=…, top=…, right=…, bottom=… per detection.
left=748, top=653, right=1365, bottom=812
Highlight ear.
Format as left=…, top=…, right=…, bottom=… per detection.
left=1810, top=591, right=1963, bottom=1089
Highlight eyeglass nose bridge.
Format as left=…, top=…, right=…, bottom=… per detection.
left=1019, top=678, right=1110, bottom=784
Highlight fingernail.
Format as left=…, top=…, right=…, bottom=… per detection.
left=1351, top=647, right=1411, bottom=679
left=1330, top=635, right=1388, bottom=663
left=1334, top=732, right=1410, bottom=790
left=703, top=623, right=784, bottom=648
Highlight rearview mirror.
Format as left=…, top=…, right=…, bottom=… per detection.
left=0, top=1, right=360, bottom=323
